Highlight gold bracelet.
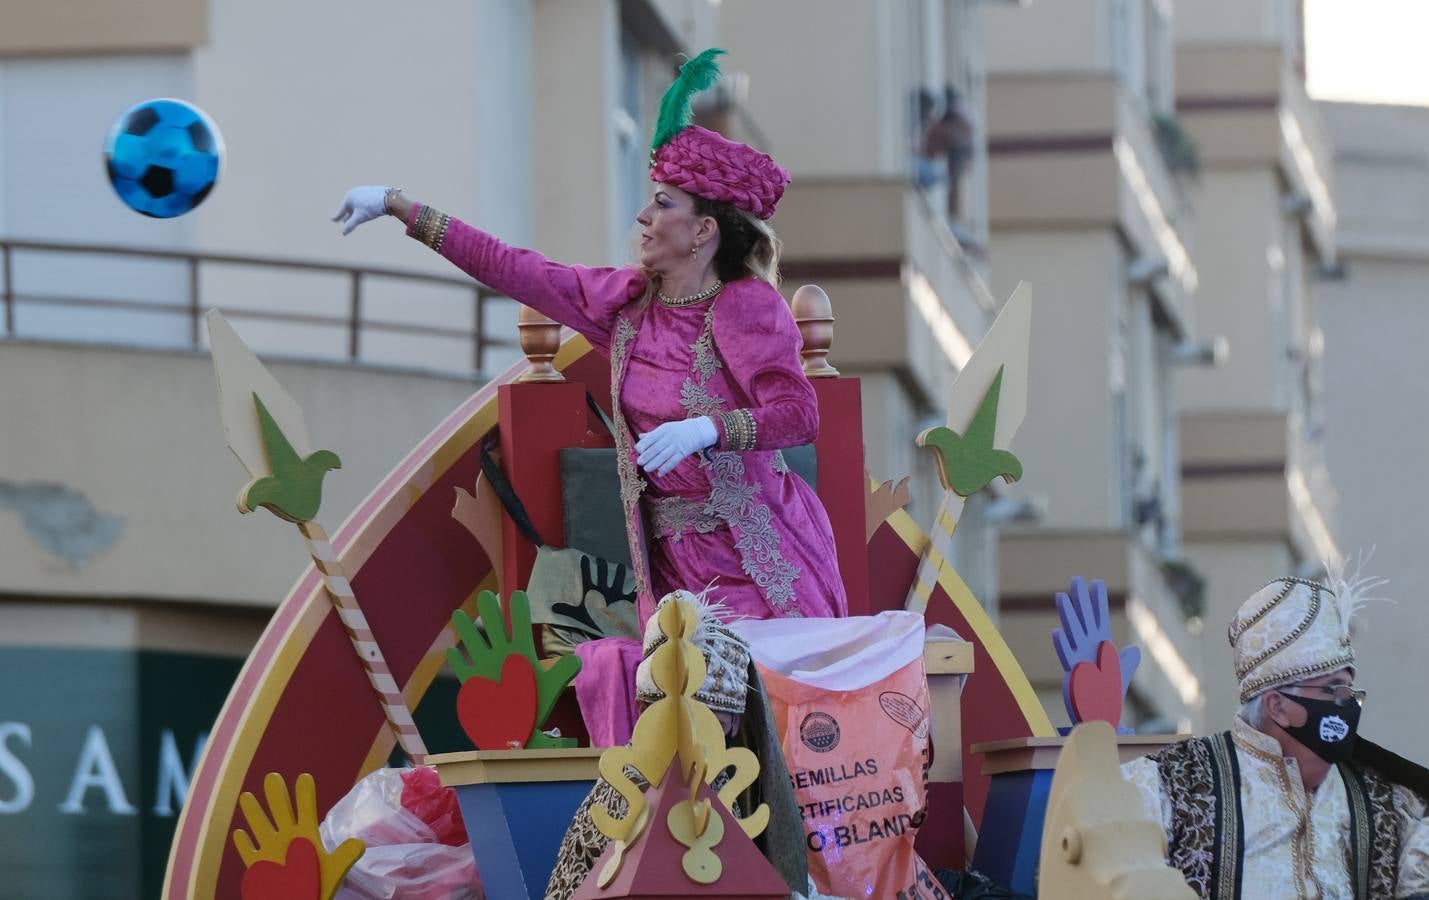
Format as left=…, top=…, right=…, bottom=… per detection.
left=407, top=204, right=452, bottom=253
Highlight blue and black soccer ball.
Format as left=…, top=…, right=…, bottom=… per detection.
left=104, top=99, right=224, bottom=218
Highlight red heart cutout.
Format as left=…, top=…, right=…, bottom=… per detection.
left=1068, top=640, right=1123, bottom=726
left=456, top=654, right=538, bottom=750
left=241, top=836, right=321, bottom=900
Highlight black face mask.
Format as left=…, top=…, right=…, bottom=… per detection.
left=1278, top=692, right=1361, bottom=763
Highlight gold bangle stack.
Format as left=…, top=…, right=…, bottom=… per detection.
left=719, top=409, right=757, bottom=451
left=409, top=204, right=451, bottom=252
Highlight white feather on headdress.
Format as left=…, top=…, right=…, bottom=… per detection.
left=1324, top=547, right=1392, bottom=639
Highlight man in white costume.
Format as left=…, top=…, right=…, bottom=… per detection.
left=1124, top=576, right=1429, bottom=899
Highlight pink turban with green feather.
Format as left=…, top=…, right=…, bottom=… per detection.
left=649, top=49, right=790, bottom=220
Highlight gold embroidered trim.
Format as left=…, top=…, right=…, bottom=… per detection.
left=719, top=409, right=757, bottom=451
left=649, top=495, right=722, bottom=541
left=771, top=450, right=790, bottom=475
left=1239, top=652, right=1356, bottom=703
left=680, top=305, right=726, bottom=419
left=681, top=380, right=726, bottom=418
left=691, top=306, right=722, bottom=381
left=409, top=204, right=451, bottom=252
left=704, top=452, right=801, bottom=617
left=609, top=317, right=651, bottom=605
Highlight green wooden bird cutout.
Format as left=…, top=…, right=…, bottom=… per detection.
left=237, top=393, right=342, bottom=523
left=916, top=365, right=1023, bottom=498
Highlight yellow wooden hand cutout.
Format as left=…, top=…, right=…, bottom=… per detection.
left=232, top=772, right=364, bottom=900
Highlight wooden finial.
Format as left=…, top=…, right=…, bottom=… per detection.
left=791, top=284, right=839, bottom=378
left=516, top=305, right=565, bottom=383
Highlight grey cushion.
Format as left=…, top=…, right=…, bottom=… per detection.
left=559, top=446, right=817, bottom=568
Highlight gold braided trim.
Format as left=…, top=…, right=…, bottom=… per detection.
left=408, top=204, right=451, bottom=252
left=1233, top=579, right=1322, bottom=681
left=1208, top=735, right=1241, bottom=900
left=1238, top=651, right=1356, bottom=703
left=719, top=409, right=757, bottom=451
left=1341, top=764, right=1372, bottom=900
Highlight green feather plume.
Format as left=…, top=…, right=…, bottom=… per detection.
left=650, top=48, right=726, bottom=154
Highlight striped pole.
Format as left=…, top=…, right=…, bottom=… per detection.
left=904, top=491, right=966, bottom=614
left=298, top=520, right=428, bottom=763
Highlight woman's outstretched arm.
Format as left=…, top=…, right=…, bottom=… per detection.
left=333, top=186, right=646, bottom=351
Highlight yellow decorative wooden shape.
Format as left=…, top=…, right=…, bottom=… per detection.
left=669, top=794, right=726, bottom=884
left=1038, top=723, right=1195, bottom=900
left=591, top=599, right=768, bottom=852
left=596, top=803, right=651, bottom=889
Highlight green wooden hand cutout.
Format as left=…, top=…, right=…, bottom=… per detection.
left=447, top=590, right=582, bottom=749
left=238, top=393, right=342, bottom=524
left=916, top=365, right=1024, bottom=498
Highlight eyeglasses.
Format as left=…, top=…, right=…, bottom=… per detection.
left=1279, top=683, right=1367, bottom=708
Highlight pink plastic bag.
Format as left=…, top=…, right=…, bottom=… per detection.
left=399, top=766, right=467, bottom=847
left=320, top=767, right=483, bottom=900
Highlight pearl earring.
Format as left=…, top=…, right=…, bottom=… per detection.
left=691, top=244, right=699, bottom=257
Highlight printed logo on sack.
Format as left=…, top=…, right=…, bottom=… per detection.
left=1321, top=715, right=1350, bottom=743
left=799, top=712, right=841, bottom=753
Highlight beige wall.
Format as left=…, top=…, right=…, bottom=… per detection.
left=983, top=0, right=1113, bottom=76
left=0, top=341, right=478, bottom=606
left=1183, top=540, right=1293, bottom=729
left=998, top=530, right=1206, bottom=732
left=719, top=0, right=902, bottom=179
left=191, top=0, right=488, bottom=269
left=533, top=0, right=621, bottom=265
left=0, top=0, right=205, bottom=56
left=1175, top=169, right=1284, bottom=412
left=988, top=229, right=1124, bottom=530
left=1173, top=0, right=1282, bottom=45
left=1316, top=101, right=1429, bottom=752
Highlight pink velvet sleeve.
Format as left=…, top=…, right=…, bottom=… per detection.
left=409, top=205, right=646, bottom=351
left=709, top=281, right=819, bottom=451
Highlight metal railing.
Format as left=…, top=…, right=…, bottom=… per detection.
left=0, top=239, right=516, bottom=373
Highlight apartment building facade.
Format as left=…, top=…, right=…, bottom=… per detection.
left=1316, top=100, right=1429, bottom=752
left=980, top=0, right=1206, bottom=733
left=1173, top=0, right=1343, bottom=729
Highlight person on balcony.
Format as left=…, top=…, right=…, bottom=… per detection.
left=332, top=49, right=846, bottom=628
left=1121, top=573, right=1429, bottom=900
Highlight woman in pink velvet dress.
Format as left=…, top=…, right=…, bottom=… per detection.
left=333, top=51, right=846, bottom=741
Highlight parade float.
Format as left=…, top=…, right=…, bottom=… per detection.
left=160, top=277, right=1194, bottom=900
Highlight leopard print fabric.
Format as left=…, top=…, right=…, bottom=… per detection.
left=544, top=773, right=636, bottom=900
left=1154, top=737, right=1221, bottom=899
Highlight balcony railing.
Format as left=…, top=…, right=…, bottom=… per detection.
left=0, top=239, right=518, bottom=375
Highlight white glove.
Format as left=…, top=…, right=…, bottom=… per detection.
left=635, top=417, right=718, bottom=477
left=331, top=185, right=391, bottom=235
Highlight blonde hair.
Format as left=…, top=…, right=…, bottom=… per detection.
left=694, top=196, right=782, bottom=287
